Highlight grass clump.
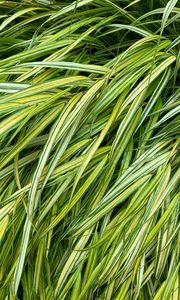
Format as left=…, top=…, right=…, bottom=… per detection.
left=0, top=0, right=179, bottom=299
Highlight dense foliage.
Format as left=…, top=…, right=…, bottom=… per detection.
left=0, top=0, right=179, bottom=299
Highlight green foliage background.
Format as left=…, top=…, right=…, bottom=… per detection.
left=0, top=0, right=179, bottom=299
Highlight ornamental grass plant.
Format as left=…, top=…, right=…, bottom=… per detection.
left=0, top=0, right=179, bottom=299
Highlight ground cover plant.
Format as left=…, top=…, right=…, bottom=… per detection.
left=0, top=0, right=179, bottom=299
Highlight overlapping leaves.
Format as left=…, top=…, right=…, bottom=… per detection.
left=0, top=1, right=179, bottom=299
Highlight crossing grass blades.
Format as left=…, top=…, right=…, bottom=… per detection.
left=0, top=0, right=179, bottom=299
